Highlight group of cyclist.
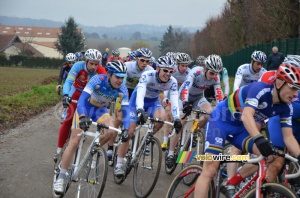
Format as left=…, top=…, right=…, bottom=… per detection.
left=52, top=45, right=300, bottom=197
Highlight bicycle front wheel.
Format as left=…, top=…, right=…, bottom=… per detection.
left=133, top=136, right=162, bottom=198
left=166, top=164, right=215, bottom=198
left=243, top=182, right=297, bottom=198
left=77, top=147, right=108, bottom=198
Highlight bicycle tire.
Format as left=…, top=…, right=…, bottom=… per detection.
left=166, top=164, right=215, bottom=198
left=77, top=147, right=108, bottom=198
left=133, top=136, right=162, bottom=198
left=243, top=182, right=297, bottom=198
left=164, top=137, right=178, bottom=175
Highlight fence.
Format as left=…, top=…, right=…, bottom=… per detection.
left=222, top=38, right=300, bottom=76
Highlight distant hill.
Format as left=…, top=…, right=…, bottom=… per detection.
left=0, top=16, right=202, bottom=40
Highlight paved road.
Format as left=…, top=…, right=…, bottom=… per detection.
left=0, top=104, right=188, bottom=198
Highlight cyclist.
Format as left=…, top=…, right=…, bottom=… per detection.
left=55, top=53, right=76, bottom=93
left=53, top=60, right=129, bottom=195
left=53, top=49, right=106, bottom=162
left=161, top=53, right=191, bottom=152
left=125, top=47, right=154, bottom=98
left=227, top=50, right=267, bottom=182
left=195, top=55, right=206, bottom=67
left=233, top=50, right=267, bottom=91
left=102, top=48, right=109, bottom=66
left=107, top=49, right=124, bottom=63
left=75, top=51, right=83, bottom=62
left=128, top=50, right=137, bottom=62
left=194, top=64, right=300, bottom=197
left=113, top=56, right=182, bottom=177
left=148, top=56, right=157, bottom=69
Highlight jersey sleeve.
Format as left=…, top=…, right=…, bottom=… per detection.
left=120, top=86, right=130, bottom=129
left=213, top=76, right=224, bottom=104
left=222, top=68, right=230, bottom=95
left=180, top=69, right=195, bottom=102
left=233, top=67, right=243, bottom=92
left=169, top=79, right=180, bottom=120
left=62, top=64, right=79, bottom=96
left=135, top=73, right=148, bottom=110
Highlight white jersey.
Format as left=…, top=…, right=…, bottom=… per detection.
left=125, top=61, right=154, bottom=89
left=172, top=65, right=190, bottom=87
left=233, top=63, right=266, bottom=91
left=179, top=66, right=223, bottom=102
left=136, top=70, right=180, bottom=119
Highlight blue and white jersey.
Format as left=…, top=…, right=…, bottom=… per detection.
left=135, top=70, right=180, bottom=120
left=77, top=74, right=129, bottom=128
left=233, top=63, right=266, bottom=91
left=125, top=61, right=154, bottom=89
left=179, top=66, right=223, bottom=102
left=224, top=82, right=292, bottom=126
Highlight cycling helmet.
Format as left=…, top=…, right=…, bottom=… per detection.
left=157, top=56, right=175, bottom=69
left=196, top=55, right=206, bottom=65
left=205, top=54, right=223, bottom=73
left=106, top=60, right=127, bottom=77
left=283, top=55, right=300, bottom=68
left=112, top=50, right=120, bottom=56
left=75, top=52, right=83, bottom=60
left=135, top=48, right=152, bottom=58
left=251, top=50, right=267, bottom=64
left=149, top=56, right=156, bottom=63
left=129, top=51, right=136, bottom=60
left=276, top=64, right=300, bottom=87
left=176, top=53, right=191, bottom=64
left=65, top=53, right=76, bottom=62
left=85, top=49, right=102, bottom=61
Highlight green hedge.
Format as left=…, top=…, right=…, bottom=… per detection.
left=0, top=54, right=64, bottom=69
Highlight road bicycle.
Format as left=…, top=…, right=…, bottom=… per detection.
left=112, top=117, right=173, bottom=198
left=164, top=109, right=209, bottom=175
left=52, top=121, right=122, bottom=198
left=166, top=148, right=300, bottom=198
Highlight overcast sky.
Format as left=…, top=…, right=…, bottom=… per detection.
left=0, top=0, right=227, bottom=27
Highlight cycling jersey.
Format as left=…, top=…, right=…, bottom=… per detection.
left=172, top=65, right=190, bottom=87
left=233, top=63, right=267, bottom=91
left=205, top=82, right=292, bottom=155
left=62, top=62, right=106, bottom=97
left=125, top=61, right=154, bottom=89
left=259, top=71, right=300, bottom=148
left=180, top=66, right=223, bottom=103
left=77, top=74, right=130, bottom=128
left=129, top=70, right=180, bottom=121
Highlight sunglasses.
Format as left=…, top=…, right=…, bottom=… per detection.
left=287, top=83, right=300, bottom=92
left=138, top=58, right=150, bottom=63
left=208, top=70, right=218, bottom=76
left=162, top=69, right=174, bottom=74
left=68, top=61, right=75, bottom=64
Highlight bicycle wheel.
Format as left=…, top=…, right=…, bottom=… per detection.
left=77, top=147, right=108, bottom=198
left=166, top=164, right=215, bottom=198
left=133, top=136, right=162, bottom=198
left=165, top=138, right=178, bottom=175
left=243, top=182, right=297, bottom=198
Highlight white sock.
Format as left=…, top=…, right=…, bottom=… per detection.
left=163, top=136, right=168, bottom=143
left=56, top=147, right=62, bottom=154
left=116, top=157, right=124, bottom=168
left=168, top=150, right=174, bottom=156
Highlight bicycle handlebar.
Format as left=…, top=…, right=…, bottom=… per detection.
left=181, top=109, right=210, bottom=120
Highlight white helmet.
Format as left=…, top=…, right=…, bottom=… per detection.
left=157, top=56, right=175, bottom=69
left=251, top=50, right=267, bottom=63
left=65, top=53, right=76, bottom=62
left=284, top=55, right=300, bottom=68
left=176, top=53, right=191, bottom=64
left=205, top=54, right=223, bottom=73
left=85, top=49, right=102, bottom=61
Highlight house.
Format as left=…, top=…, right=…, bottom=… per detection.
left=0, top=34, right=44, bottom=58
left=0, top=25, right=85, bottom=59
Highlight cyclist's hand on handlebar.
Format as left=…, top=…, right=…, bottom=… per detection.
left=79, top=116, right=91, bottom=131
left=56, top=85, right=62, bottom=92
left=173, top=119, right=182, bottom=134
left=162, top=97, right=169, bottom=107
left=62, top=94, right=72, bottom=108
left=182, top=102, right=192, bottom=115
left=253, top=134, right=273, bottom=157
left=121, top=129, right=129, bottom=142
left=136, top=109, right=148, bottom=125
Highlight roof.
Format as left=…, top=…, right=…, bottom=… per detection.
left=0, top=34, right=22, bottom=51
left=0, top=25, right=61, bottom=38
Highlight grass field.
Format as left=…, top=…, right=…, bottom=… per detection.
left=0, top=67, right=59, bottom=97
